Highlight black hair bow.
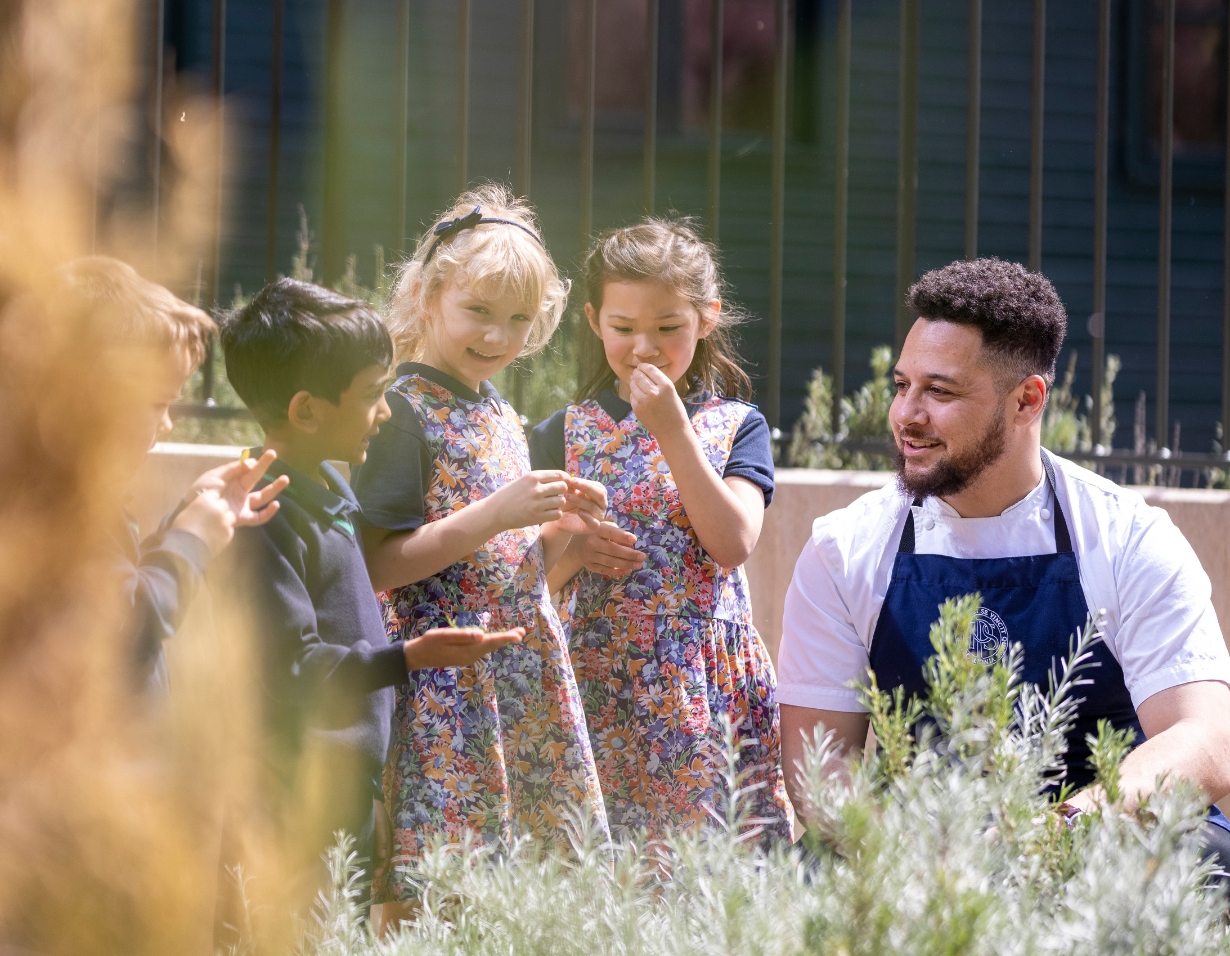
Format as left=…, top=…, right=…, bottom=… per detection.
left=423, top=206, right=544, bottom=264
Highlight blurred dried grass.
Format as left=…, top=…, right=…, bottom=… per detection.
left=0, top=2, right=294, bottom=952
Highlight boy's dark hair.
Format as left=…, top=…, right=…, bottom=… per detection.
left=221, top=279, right=393, bottom=425
left=907, top=258, right=1067, bottom=387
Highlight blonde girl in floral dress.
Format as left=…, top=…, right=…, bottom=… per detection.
left=529, top=219, right=791, bottom=843
left=353, top=185, right=608, bottom=906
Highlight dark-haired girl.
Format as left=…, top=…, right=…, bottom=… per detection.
left=530, top=219, right=792, bottom=842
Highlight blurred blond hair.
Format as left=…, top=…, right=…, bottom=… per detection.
left=386, top=183, right=567, bottom=364
left=57, top=256, right=216, bottom=367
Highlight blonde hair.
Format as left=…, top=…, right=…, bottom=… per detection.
left=56, top=256, right=216, bottom=367
left=578, top=217, right=752, bottom=401
left=386, top=184, right=568, bottom=364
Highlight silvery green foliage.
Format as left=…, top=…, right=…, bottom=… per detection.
left=299, top=595, right=1228, bottom=956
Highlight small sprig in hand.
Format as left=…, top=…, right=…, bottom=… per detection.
left=552, top=476, right=608, bottom=535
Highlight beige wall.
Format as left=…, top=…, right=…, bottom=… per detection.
left=135, top=446, right=1230, bottom=662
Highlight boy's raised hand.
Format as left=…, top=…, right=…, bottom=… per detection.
left=573, top=520, right=646, bottom=578
left=172, top=449, right=290, bottom=556
left=628, top=362, right=690, bottom=439
left=403, top=626, right=524, bottom=670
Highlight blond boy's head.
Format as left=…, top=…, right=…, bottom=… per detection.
left=55, top=257, right=217, bottom=478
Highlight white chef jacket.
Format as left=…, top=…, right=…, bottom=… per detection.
left=777, top=452, right=1230, bottom=713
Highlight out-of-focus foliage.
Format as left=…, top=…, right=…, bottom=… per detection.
left=787, top=346, right=896, bottom=470
left=1041, top=351, right=1119, bottom=454
left=271, top=595, right=1229, bottom=956
left=0, top=3, right=308, bottom=952
left=788, top=348, right=1122, bottom=471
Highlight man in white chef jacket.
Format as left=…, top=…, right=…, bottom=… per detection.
left=777, top=258, right=1230, bottom=849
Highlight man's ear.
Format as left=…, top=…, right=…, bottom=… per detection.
left=1015, top=374, right=1048, bottom=425
left=698, top=299, right=721, bottom=339
left=584, top=302, right=602, bottom=338
left=286, top=390, right=319, bottom=434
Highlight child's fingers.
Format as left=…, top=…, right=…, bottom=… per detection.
left=566, top=477, right=607, bottom=506
left=529, top=469, right=570, bottom=485
left=596, top=522, right=639, bottom=546
left=248, top=474, right=290, bottom=509
left=235, top=448, right=279, bottom=490
left=424, top=627, right=485, bottom=640
left=204, top=458, right=254, bottom=485
left=595, top=539, right=646, bottom=565
left=240, top=500, right=281, bottom=527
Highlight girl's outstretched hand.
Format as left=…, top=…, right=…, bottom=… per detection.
left=552, top=476, right=607, bottom=535
left=573, top=520, right=646, bottom=578
left=403, top=626, right=524, bottom=670
left=628, top=362, right=691, bottom=439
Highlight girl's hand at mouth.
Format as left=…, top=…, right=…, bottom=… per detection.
left=628, top=362, right=690, bottom=439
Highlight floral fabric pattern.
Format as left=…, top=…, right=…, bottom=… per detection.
left=562, top=397, right=791, bottom=842
left=377, top=374, right=607, bottom=901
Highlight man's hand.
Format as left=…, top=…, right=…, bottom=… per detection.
left=403, top=626, right=524, bottom=670
left=172, top=449, right=290, bottom=555
left=571, top=520, right=646, bottom=578
left=628, top=362, right=691, bottom=440
left=550, top=477, right=607, bottom=535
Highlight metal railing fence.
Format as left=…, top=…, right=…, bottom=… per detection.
left=138, top=0, right=1230, bottom=480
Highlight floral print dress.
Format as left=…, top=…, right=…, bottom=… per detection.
left=377, top=372, right=607, bottom=901
left=560, top=396, right=791, bottom=843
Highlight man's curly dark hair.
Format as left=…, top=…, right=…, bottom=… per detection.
left=906, top=257, right=1067, bottom=387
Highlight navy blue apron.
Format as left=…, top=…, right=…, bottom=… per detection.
left=868, top=452, right=1141, bottom=791
left=867, top=453, right=1230, bottom=835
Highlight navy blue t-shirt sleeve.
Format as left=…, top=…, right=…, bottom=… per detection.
left=351, top=391, right=432, bottom=532
left=528, top=409, right=568, bottom=473
left=123, top=520, right=211, bottom=681
left=723, top=406, right=775, bottom=507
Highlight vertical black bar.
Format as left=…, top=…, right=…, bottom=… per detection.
left=456, top=0, right=471, bottom=193
left=264, top=0, right=284, bottom=281
left=832, top=0, right=851, bottom=435
left=580, top=0, right=596, bottom=243
left=1091, top=0, right=1110, bottom=449
left=321, top=0, right=347, bottom=285
left=1157, top=0, right=1174, bottom=447
left=1028, top=0, right=1045, bottom=273
left=767, top=0, right=788, bottom=429
left=513, top=0, right=535, bottom=414
left=515, top=0, right=534, bottom=197
left=895, top=0, right=920, bottom=350
left=1224, top=0, right=1230, bottom=449
left=394, top=0, right=410, bottom=256
left=151, top=0, right=165, bottom=261
left=643, top=0, right=659, bottom=215
left=706, top=0, right=724, bottom=240
left=964, top=0, right=981, bottom=261
left=204, top=0, right=227, bottom=401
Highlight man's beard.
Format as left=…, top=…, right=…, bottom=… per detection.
left=894, top=414, right=1007, bottom=500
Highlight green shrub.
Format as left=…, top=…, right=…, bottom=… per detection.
left=789, top=348, right=1121, bottom=471
left=258, top=595, right=1226, bottom=956
left=787, top=346, right=896, bottom=470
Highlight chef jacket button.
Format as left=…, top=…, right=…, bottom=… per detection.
left=1040, top=508, right=1051, bottom=521
left=923, top=517, right=935, bottom=531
